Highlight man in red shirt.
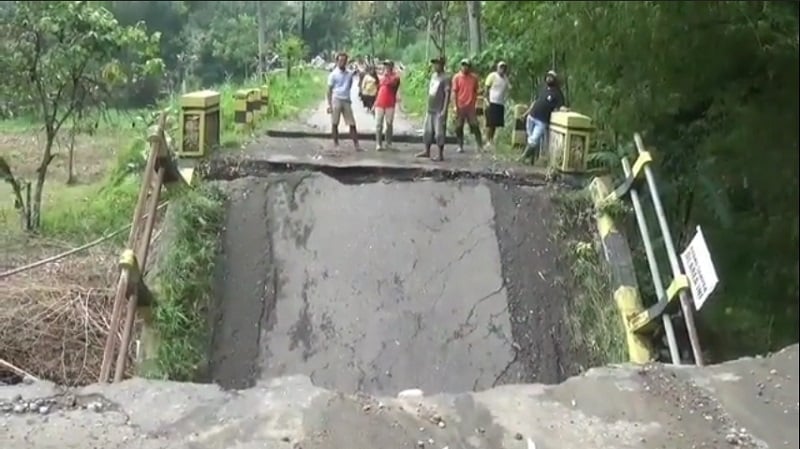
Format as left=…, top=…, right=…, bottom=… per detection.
left=451, top=59, right=483, bottom=153
left=374, top=59, right=401, bottom=151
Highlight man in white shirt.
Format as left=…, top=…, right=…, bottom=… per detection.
left=326, top=52, right=361, bottom=150
left=483, top=61, right=511, bottom=149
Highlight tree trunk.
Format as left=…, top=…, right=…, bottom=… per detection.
left=31, top=133, right=56, bottom=230
left=300, top=1, right=306, bottom=41
left=66, top=127, right=76, bottom=185
left=256, top=1, right=266, bottom=78
left=466, top=0, right=482, bottom=56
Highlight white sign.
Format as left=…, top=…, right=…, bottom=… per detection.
left=680, top=226, right=719, bottom=311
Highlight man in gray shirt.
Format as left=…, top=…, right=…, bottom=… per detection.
left=416, top=57, right=450, bottom=161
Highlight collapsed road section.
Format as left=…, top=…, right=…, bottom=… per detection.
left=207, top=169, right=582, bottom=395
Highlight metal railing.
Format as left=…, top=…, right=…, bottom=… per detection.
left=611, top=133, right=704, bottom=365
left=98, top=111, right=185, bottom=383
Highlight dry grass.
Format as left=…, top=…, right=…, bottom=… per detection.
left=0, top=242, right=123, bottom=386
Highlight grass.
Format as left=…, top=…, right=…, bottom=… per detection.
left=553, top=190, right=628, bottom=366
left=145, top=184, right=226, bottom=380
left=1, top=67, right=326, bottom=243
left=1, top=67, right=327, bottom=383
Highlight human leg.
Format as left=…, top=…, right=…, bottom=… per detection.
left=341, top=101, right=361, bottom=150
left=466, top=108, right=483, bottom=149
left=431, top=112, right=447, bottom=161
left=331, top=99, right=343, bottom=146
left=454, top=109, right=466, bottom=152
left=374, top=107, right=385, bottom=150
left=384, top=107, right=395, bottom=149
left=417, top=112, right=434, bottom=158
left=520, top=117, right=547, bottom=162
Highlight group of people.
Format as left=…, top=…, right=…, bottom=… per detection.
left=325, top=52, right=565, bottom=163
left=326, top=53, right=401, bottom=152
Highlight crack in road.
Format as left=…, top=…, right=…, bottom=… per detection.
left=444, top=283, right=506, bottom=345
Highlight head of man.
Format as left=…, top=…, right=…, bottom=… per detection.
left=460, top=59, right=471, bottom=74
left=497, top=61, right=508, bottom=75
left=545, top=70, right=558, bottom=87
left=382, top=59, right=394, bottom=74
left=336, top=52, right=348, bottom=70
left=430, top=57, right=445, bottom=73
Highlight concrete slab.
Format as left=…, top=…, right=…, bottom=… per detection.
left=208, top=174, right=580, bottom=394
left=1, top=346, right=796, bottom=449
left=263, top=173, right=512, bottom=395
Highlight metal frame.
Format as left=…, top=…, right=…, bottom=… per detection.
left=609, top=133, right=705, bottom=366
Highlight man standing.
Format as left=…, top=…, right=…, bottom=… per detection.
left=416, top=57, right=450, bottom=162
left=451, top=58, right=483, bottom=153
left=520, top=70, right=565, bottom=163
left=483, top=61, right=511, bottom=149
left=327, top=52, right=361, bottom=150
left=374, top=59, right=401, bottom=151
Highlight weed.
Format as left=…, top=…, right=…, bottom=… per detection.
left=147, top=184, right=226, bottom=380
left=553, top=189, right=628, bottom=366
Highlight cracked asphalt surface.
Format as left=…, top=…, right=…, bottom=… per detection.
left=210, top=174, right=579, bottom=395
left=207, top=91, right=580, bottom=395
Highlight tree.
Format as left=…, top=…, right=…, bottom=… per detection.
left=0, top=1, right=163, bottom=230
left=466, top=0, right=481, bottom=56
left=276, top=35, right=308, bottom=78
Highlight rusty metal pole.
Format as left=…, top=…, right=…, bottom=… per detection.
left=633, top=133, right=705, bottom=366
left=99, top=145, right=159, bottom=382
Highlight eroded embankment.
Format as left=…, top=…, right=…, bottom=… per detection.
left=207, top=170, right=585, bottom=395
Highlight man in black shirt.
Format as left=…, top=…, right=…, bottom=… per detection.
left=520, top=70, right=565, bottom=163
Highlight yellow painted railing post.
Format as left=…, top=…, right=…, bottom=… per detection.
left=589, top=176, right=654, bottom=364
left=548, top=111, right=595, bottom=174
left=511, top=104, right=527, bottom=149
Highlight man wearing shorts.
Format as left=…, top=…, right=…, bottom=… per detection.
left=416, top=56, right=450, bottom=162
left=483, top=61, right=511, bottom=149
left=374, top=59, right=401, bottom=151
left=451, top=59, right=483, bottom=153
left=327, top=52, right=361, bottom=150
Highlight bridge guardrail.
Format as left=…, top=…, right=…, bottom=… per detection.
left=98, top=111, right=186, bottom=383
left=591, top=132, right=704, bottom=366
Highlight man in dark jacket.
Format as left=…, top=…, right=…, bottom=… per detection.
left=520, top=70, right=566, bottom=163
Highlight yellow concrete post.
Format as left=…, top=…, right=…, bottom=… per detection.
left=589, top=176, right=654, bottom=364
left=259, top=84, right=270, bottom=114
left=511, top=104, right=528, bottom=149
left=233, top=89, right=252, bottom=127
left=548, top=111, right=595, bottom=173
left=178, top=90, right=221, bottom=158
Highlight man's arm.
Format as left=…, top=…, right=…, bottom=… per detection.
left=451, top=75, right=460, bottom=107
left=443, top=77, right=452, bottom=115
left=554, top=89, right=566, bottom=111
left=326, top=72, right=334, bottom=110
left=484, top=72, right=494, bottom=89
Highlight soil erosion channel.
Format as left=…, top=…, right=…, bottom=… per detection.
left=209, top=172, right=576, bottom=395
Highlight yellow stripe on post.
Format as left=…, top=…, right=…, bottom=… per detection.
left=614, top=286, right=654, bottom=364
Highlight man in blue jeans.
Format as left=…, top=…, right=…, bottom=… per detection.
left=520, top=70, right=565, bottom=163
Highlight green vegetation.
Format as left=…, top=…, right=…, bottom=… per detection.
left=1, top=1, right=797, bottom=380
left=149, top=185, right=226, bottom=380
left=553, top=191, right=628, bottom=365
left=383, top=1, right=799, bottom=363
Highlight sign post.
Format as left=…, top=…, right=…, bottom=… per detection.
left=680, top=226, right=719, bottom=311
